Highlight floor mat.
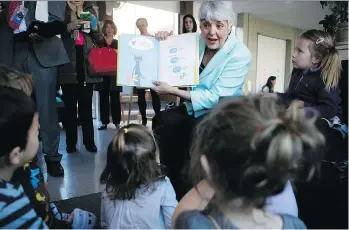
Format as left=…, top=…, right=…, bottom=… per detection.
left=53, top=193, right=101, bottom=229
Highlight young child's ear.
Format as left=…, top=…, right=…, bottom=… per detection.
left=8, top=147, right=23, bottom=166
left=311, top=55, right=322, bottom=65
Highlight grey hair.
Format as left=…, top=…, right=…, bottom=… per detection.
left=199, top=1, right=235, bottom=27
left=136, top=18, right=148, bottom=27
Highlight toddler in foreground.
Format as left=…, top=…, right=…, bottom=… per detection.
left=100, top=124, right=178, bottom=229
left=174, top=95, right=325, bottom=229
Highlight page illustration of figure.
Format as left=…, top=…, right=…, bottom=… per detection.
left=132, top=55, right=143, bottom=86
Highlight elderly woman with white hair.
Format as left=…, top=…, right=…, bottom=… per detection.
left=151, top=1, right=252, bottom=200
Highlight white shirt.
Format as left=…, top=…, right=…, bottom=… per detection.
left=101, top=177, right=178, bottom=229
left=264, top=181, right=298, bottom=217
left=15, top=1, right=59, bottom=38
left=15, top=0, right=48, bottom=34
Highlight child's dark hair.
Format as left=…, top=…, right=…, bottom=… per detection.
left=183, top=14, right=198, bottom=33
left=100, top=124, right=166, bottom=200
left=0, top=86, right=37, bottom=159
left=189, top=95, right=325, bottom=210
left=300, top=29, right=341, bottom=88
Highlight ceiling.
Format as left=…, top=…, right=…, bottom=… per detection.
left=195, top=1, right=331, bottom=30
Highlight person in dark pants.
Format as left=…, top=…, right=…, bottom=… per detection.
left=0, top=1, right=69, bottom=177
left=97, top=20, right=122, bottom=130
left=58, top=1, right=104, bottom=153
left=135, top=18, right=161, bottom=125
left=178, top=14, right=198, bottom=105
left=137, top=87, right=161, bottom=125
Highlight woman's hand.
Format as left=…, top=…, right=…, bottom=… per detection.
left=67, top=20, right=87, bottom=32
left=29, top=33, right=45, bottom=43
left=288, top=99, right=304, bottom=110
left=172, top=180, right=215, bottom=228
left=286, top=99, right=304, bottom=112
left=151, top=81, right=173, bottom=95
left=293, top=99, right=304, bottom=107
left=154, top=31, right=173, bottom=41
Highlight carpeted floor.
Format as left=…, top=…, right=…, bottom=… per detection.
left=54, top=193, right=102, bottom=229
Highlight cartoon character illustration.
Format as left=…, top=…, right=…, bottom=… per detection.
left=132, top=55, right=143, bottom=86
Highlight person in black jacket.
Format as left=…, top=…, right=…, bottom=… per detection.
left=277, top=30, right=342, bottom=120
left=178, top=14, right=198, bottom=105
left=97, top=20, right=122, bottom=130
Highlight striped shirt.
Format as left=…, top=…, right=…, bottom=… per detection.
left=0, top=179, right=48, bottom=229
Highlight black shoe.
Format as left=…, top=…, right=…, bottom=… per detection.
left=98, top=124, right=108, bottom=130
left=85, top=144, right=97, bottom=153
left=66, top=146, right=77, bottom=153
left=142, top=119, right=147, bottom=126
left=46, top=161, right=64, bottom=177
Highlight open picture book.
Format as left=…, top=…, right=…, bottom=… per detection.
left=117, top=33, right=200, bottom=88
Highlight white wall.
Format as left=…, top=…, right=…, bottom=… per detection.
left=256, top=35, right=286, bottom=93
left=193, top=1, right=201, bottom=18
left=127, top=1, right=180, bottom=13
left=113, top=2, right=179, bottom=36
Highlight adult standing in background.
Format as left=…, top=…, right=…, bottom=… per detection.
left=57, top=0, right=104, bottom=154
left=97, top=20, right=122, bottom=130
left=135, top=18, right=161, bottom=126
left=182, top=14, right=197, bottom=34
left=262, top=76, right=276, bottom=93
left=0, top=1, right=69, bottom=177
left=178, top=14, right=198, bottom=104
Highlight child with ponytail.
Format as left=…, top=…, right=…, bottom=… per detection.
left=100, top=124, right=178, bottom=229
left=173, top=95, right=325, bottom=229
left=278, top=29, right=342, bottom=120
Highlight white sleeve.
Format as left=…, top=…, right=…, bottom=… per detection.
left=262, top=86, right=270, bottom=92
left=264, top=181, right=298, bottom=217
left=160, top=177, right=179, bottom=229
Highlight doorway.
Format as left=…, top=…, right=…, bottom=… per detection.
left=256, top=35, right=287, bottom=93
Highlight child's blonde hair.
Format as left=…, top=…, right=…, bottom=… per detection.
left=0, top=65, right=34, bottom=96
left=189, top=95, right=325, bottom=209
left=300, top=29, right=341, bottom=88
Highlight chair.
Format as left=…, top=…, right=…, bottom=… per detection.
left=120, top=93, right=142, bottom=125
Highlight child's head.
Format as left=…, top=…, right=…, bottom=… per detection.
left=0, top=86, right=39, bottom=173
left=0, top=65, right=34, bottom=97
left=100, top=124, right=165, bottom=200
left=293, top=29, right=341, bottom=88
left=190, top=95, right=325, bottom=210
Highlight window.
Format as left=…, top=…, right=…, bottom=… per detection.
left=113, top=2, right=179, bottom=36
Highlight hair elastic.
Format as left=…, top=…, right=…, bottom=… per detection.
left=316, top=37, right=324, bottom=45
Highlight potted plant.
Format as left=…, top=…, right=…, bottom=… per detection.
left=319, top=1, right=348, bottom=45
